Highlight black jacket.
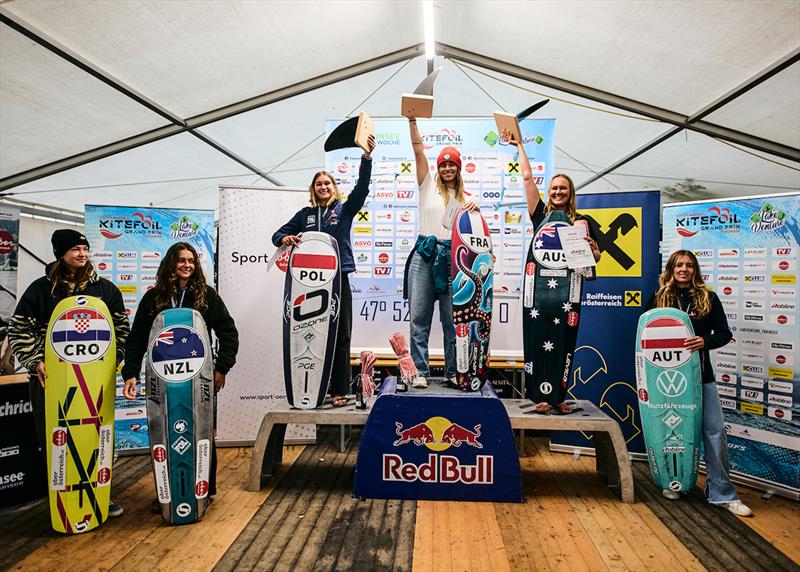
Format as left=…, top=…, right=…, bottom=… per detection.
left=9, top=263, right=130, bottom=371
left=271, top=156, right=372, bottom=274
left=646, top=289, right=732, bottom=383
left=121, top=285, right=238, bottom=380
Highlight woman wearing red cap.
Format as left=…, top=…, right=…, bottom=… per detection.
left=404, top=119, right=478, bottom=388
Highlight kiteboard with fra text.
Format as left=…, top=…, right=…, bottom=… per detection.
left=283, top=232, right=340, bottom=409
left=451, top=209, right=494, bottom=391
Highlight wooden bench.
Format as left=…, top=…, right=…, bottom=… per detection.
left=248, top=398, right=634, bottom=503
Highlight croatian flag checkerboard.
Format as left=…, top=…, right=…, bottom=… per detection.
left=50, top=307, right=112, bottom=363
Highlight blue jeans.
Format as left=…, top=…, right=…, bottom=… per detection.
left=702, top=383, right=739, bottom=504
left=407, top=250, right=456, bottom=377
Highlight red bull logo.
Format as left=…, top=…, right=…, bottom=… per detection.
left=385, top=416, right=491, bottom=485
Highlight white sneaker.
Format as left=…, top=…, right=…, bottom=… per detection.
left=662, top=489, right=680, bottom=500
left=412, top=376, right=428, bottom=388
left=725, top=500, right=752, bottom=517
left=447, top=376, right=457, bottom=386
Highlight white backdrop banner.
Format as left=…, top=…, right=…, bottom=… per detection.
left=216, top=185, right=315, bottom=443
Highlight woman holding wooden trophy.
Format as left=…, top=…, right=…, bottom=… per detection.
left=401, top=78, right=479, bottom=389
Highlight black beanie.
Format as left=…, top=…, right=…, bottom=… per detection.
left=52, top=229, right=90, bottom=260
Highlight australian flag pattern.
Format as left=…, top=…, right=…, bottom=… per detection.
left=522, top=210, right=585, bottom=405
left=451, top=210, right=494, bottom=391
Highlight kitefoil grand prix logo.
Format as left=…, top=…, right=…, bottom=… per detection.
left=675, top=206, right=740, bottom=237
left=98, top=211, right=162, bottom=239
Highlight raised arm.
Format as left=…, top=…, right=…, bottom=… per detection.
left=409, top=119, right=429, bottom=187
left=513, top=138, right=541, bottom=216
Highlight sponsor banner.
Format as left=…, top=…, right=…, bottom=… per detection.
left=0, top=206, right=20, bottom=320
left=353, top=389, right=522, bottom=502
left=216, top=186, right=316, bottom=444
left=663, top=193, right=800, bottom=495
left=552, top=190, right=661, bottom=455
left=85, top=205, right=216, bottom=450
left=0, top=380, right=46, bottom=507
left=326, top=117, right=557, bottom=356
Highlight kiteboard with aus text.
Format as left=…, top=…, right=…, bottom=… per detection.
left=283, top=231, right=341, bottom=409
left=451, top=209, right=494, bottom=391
left=522, top=210, right=586, bottom=406
left=636, top=307, right=702, bottom=494
left=45, top=295, right=116, bottom=534
left=146, top=308, right=214, bottom=524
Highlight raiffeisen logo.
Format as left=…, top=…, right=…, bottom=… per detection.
left=421, top=129, right=463, bottom=150
left=99, top=212, right=162, bottom=239
left=675, top=206, right=741, bottom=237
left=383, top=416, right=492, bottom=484
left=749, top=203, right=786, bottom=233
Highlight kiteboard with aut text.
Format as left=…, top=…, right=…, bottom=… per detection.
left=636, top=308, right=702, bottom=494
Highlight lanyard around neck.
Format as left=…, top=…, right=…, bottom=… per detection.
left=171, top=287, right=187, bottom=309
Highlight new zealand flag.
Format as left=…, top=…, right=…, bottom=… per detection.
left=149, top=326, right=207, bottom=382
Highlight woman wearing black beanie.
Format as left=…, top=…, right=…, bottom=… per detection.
left=8, top=228, right=130, bottom=516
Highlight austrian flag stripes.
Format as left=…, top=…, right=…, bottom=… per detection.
left=640, top=317, right=691, bottom=367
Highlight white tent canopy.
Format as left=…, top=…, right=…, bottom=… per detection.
left=1, top=0, right=798, bottom=218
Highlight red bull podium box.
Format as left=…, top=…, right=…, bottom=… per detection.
left=354, top=378, right=522, bottom=502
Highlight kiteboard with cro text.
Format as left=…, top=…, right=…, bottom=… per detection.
left=45, top=295, right=116, bottom=534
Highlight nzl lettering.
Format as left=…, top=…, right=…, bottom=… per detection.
left=162, top=362, right=195, bottom=375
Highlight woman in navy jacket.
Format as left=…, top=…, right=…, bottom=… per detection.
left=272, top=135, right=375, bottom=407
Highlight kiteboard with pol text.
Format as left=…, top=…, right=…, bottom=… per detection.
left=451, top=209, right=494, bottom=391
left=146, top=308, right=214, bottom=524
left=636, top=308, right=702, bottom=494
left=45, top=295, right=116, bottom=534
left=283, top=232, right=341, bottom=409
left=522, top=210, right=588, bottom=406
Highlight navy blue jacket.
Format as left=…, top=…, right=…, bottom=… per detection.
left=272, top=156, right=372, bottom=274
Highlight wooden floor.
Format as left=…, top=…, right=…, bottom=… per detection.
left=2, top=428, right=798, bottom=571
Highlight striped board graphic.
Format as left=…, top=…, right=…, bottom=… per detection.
left=522, top=210, right=585, bottom=405
left=283, top=232, right=340, bottom=409
left=146, top=308, right=214, bottom=524
left=451, top=209, right=493, bottom=391
left=44, top=295, right=116, bottom=534
left=636, top=308, right=702, bottom=494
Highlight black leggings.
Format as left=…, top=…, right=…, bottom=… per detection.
left=328, top=273, right=352, bottom=396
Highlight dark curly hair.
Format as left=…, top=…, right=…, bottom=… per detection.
left=151, top=242, right=208, bottom=313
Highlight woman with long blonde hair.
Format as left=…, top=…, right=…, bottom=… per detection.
left=404, top=118, right=479, bottom=388
left=512, top=136, right=601, bottom=414
left=272, top=135, right=375, bottom=407
left=646, top=250, right=752, bottom=516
